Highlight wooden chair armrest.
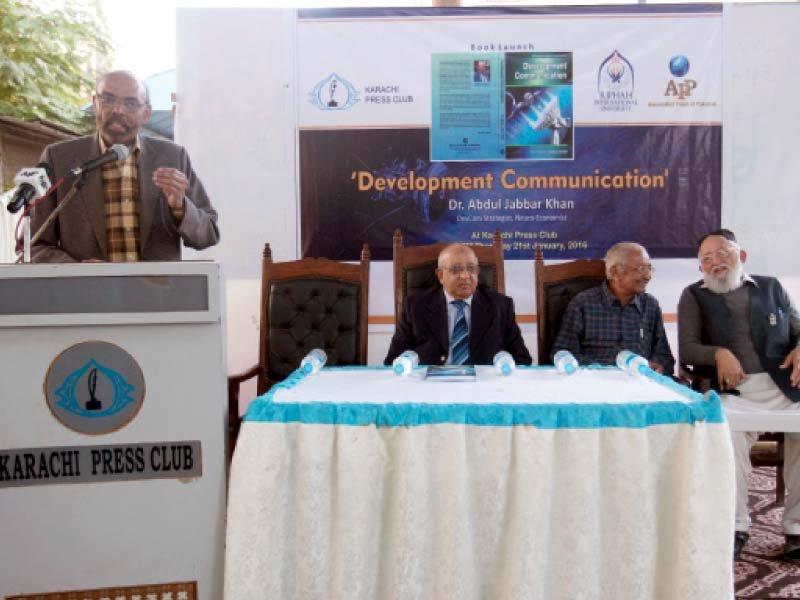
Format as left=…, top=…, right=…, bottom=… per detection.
left=228, top=364, right=261, bottom=387
left=679, top=362, right=713, bottom=392
left=227, top=364, right=261, bottom=461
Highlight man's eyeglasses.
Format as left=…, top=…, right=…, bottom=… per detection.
left=441, top=264, right=480, bottom=275
left=625, top=264, right=654, bottom=275
left=700, top=248, right=736, bottom=266
left=96, top=93, right=146, bottom=112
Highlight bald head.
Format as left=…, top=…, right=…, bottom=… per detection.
left=604, top=242, right=653, bottom=305
left=93, top=71, right=152, bottom=147
left=96, top=71, right=149, bottom=104
left=437, top=244, right=480, bottom=300
left=604, top=242, right=648, bottom=279
left=438, top=243, right=476, bottom=268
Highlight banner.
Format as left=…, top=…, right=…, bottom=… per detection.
left=297, top=5, right=722, bottom=260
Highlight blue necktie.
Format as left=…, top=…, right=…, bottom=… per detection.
left=450, top=300, right=469, bottom=365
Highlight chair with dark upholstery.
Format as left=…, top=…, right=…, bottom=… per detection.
left=534, top=244, right=606, bottom=364
left=227, top=243, right=370, bottom=455
left=680, top=363, right=785, bottom=501
left=392, top=228, right=505, bottom=323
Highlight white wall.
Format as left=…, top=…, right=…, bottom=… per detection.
left=722, top=3, right=800, bottom=278
left=177, top=8, right=298, bottom=402
left=176, top=4, right=800, bottom=410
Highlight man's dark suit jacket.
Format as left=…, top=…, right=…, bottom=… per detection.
left=384, top=286, right=532, bottom=366
left=31, top=134, right=219, bottom=262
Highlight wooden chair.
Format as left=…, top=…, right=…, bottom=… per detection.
left=227, top=243, right=370, bottom=455
left=680, top=363, right=785, bottom=500
left=392, top=228, right=505, bottom=323
left=534, top=245, right=606, bottom=364
left=751, top=433, right=785, bottom=500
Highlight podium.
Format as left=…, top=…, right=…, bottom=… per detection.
left=0, top=262, right=226, bottom=600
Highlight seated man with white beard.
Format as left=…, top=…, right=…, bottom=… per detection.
left=678, top=228, right=800, bottom=562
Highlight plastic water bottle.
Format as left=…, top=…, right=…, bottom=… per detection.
left=392, top=350, right=420, bottom=376
left=493, top=351, right=516, bottom=376
left=616, top=349, right=648, bottom=376
left=300, top=348, right=327, bottom=375
left=553, top=350, right=579, bottom=375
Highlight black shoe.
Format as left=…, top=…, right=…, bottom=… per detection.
left=784, top=534, right=800, bottom=563
left=734, top=531, right=749, bottom=560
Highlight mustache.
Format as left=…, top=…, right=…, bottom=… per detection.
left=105, top=117, right=129, bottom=128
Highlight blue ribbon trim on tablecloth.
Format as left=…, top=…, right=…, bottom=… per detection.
left=243, top=366, right=725, bottom=429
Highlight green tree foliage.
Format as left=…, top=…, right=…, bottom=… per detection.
left=0, top=0, right=113, bottom=132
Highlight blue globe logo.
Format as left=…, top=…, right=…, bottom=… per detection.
left=669, top=55, right=690, bottom=77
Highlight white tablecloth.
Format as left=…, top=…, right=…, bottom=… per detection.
left=226, top=366, right=734, bottom=600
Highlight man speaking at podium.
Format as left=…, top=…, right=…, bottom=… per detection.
left=30, top=70, right=219, bottom=263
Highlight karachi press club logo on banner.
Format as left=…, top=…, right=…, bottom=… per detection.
left=595, top=50, right=636, bottom=112
left=309, top=73, right=360, bottom=110
left=44, top=341, right=145, bottom=435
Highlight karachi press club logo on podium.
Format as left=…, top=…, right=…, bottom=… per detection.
left=44, top=341, right=145, bottom=435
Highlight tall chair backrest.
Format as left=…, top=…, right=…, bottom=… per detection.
left=257, top=243, right=371, bottom=394
left=534, top=245, right=606, bottom=364
left=392, top=229, right=505, bottom=323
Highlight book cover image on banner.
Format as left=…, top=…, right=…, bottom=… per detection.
left=504, top=52, right=573, bottom=160
left=431, top=52, right=573, bottom=162
left=431, top=53, right=505, bottom=161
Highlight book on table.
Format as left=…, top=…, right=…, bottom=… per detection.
left=424, top=365, right=476, bottom=381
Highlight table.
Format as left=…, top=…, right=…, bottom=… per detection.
left=226, top=366, right=734, bottom=600
left=725, top=403, right=800, bottom=432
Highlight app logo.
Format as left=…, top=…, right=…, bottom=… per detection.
left=595, top=50, right=636, bottom=112
left=45, top=341, right=145, bottom=435
left=309, top=73, right=359, bottom=110
left=669, top=55, right=690, bottom=77
left=665, top=55, right=697, bottom=100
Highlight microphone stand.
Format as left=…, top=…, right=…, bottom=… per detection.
left=21, top=173, right=87, bottom=263
left=20, top=211, right=31, bottom=263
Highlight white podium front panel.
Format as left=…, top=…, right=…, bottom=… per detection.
left=0, top=262, right=227, bottom=600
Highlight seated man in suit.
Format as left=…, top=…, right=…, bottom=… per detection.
left=678, top=228, right=800, bottom=561
left=551, top=242, right=675, bottom=374
left=384, top=243, right=532, bottom=366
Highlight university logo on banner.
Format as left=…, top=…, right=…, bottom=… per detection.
left=309, top=73, right=360, bottom=110
left=595, top=50, right=636, bottom=112
left=44, top=341, right=145, bottom=435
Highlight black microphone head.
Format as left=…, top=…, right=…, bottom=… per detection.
left=6, top=185, right=36, bottom=214
left=110, top=144, right=129, bottom=161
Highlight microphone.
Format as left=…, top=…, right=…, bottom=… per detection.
left=70, top=144, right=129, bottom=177
left=6, top=163, right=53, bottom=214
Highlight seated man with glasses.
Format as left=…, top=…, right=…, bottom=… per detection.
left=385, top=243, right=532, bottom=366
left=31, top=70, right=219, bottom=262
left=551, top=241, right=675, bottom=374
left=678, top=228, right=800, bottom=562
